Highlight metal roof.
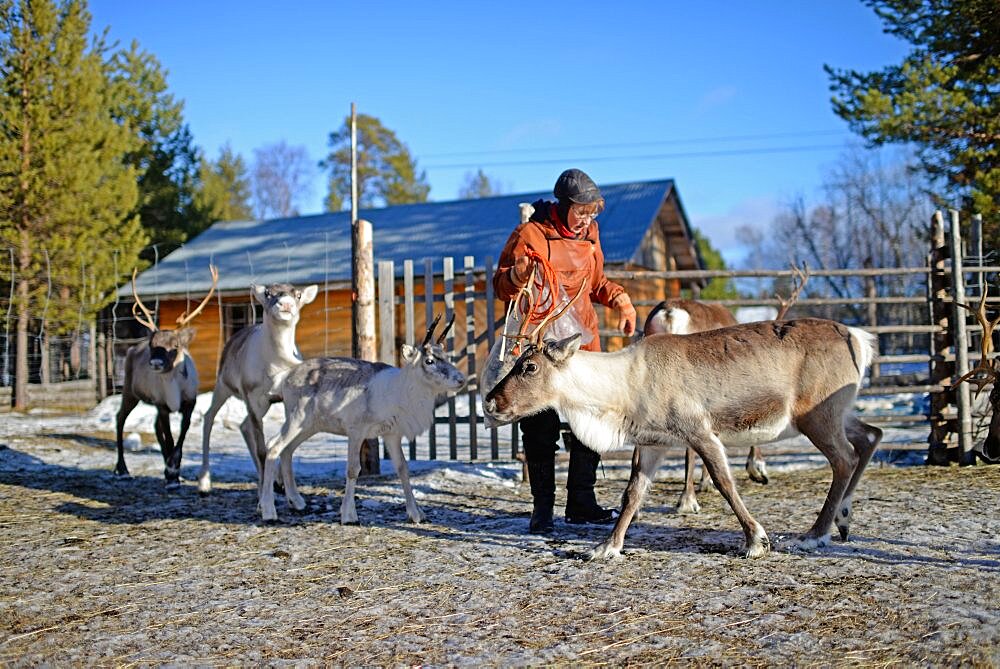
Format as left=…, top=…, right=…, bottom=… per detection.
left=126, top=178, right=690, bottom=297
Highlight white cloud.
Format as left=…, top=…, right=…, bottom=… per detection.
left=497, top=119, right=564, bottom=148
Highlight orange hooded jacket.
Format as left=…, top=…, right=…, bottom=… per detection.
left=493, top=201, right=626, bottom=352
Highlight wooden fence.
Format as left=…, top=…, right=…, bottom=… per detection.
left=372, top=211, right=995, bottom=463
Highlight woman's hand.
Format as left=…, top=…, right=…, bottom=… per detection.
left=612, top=294, right=636, bottom=336
left=511, top=256, right=534, bottom=287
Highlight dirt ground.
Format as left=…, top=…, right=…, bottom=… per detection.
left=0, top=427, right=998, bottom=666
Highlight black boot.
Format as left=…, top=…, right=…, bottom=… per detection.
left=526, top=459, right=555, bottom=534
left=565, top=436, right=617, bottom=524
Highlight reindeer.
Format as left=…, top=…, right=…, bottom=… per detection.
left=115, top=265, right=218, bottom=484
left=484, top=318, right=883, bottom=558
left=197, top=282, right=318, bottom=495
left=642, top=299, right=768, bottom=513
left=257, top=315, right=466, bottom=523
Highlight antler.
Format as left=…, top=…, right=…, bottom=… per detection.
left=951, top=286, right=1000, bottom=396
left=422, top=313, right=443, bottom=346
left=436, top=314, right=455, bottom=345
left=175, top=264, right=219, bottom=328
left=774, top=262, right=810, bottom=320
left=131, top=267, right=158, bottom=332
left=527, top=280, right=588, bottom=343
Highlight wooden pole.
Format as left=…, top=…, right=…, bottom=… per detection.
left=350, top=103, right=379, bottom=475
left=948, top=210, right=974, bottom=464
left=927, top=211, right=953, bottom=465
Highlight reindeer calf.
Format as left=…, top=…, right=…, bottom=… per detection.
left=198, top=282, right=317, bottom=494
left=258, top=316, right=465, bottom=523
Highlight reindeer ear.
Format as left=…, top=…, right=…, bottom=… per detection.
left=300, top=285, right=318, bottom=305
left=251, top=284, right=267, bottom=305
left=543, top=334, right=582, bottom=363
left=401, top=344, right=420, bottom=363
left=177, top=327, right=196, bottom=347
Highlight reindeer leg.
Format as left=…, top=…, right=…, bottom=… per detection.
left=795, top=410, right=860, bottom=550
left=692, top=432, right=769, bottom=558
left=170, top=399, right=195, bottom=482
left=114, top=394, right=139, bottom=477
left=835, top=417, right=883, bottom=541
left=385, top=433, right=424, bottom=523
left=591, top=446, right=665, bottom=560
left=198, top=384, right=234, bottom=495
left=746, top=445, right=769, bottom=484
left=676, top=447, right=701, bottom=513
left=154, top=408, right=179, bottom=485
left=259, top=418, right=311, bottom=522
left=340, top=435, right=365, bottom=525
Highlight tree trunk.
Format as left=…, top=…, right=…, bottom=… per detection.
left=14, top=277, right=29, bottom=411
left=985, top=382, right=1000, bottom=462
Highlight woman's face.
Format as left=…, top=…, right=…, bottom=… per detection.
left=567, top=204, right=598, bottom=235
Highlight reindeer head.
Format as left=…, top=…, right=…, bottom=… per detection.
left=252, top=282, right=318, bottom=324
left=484, top=333, right=582, bottom=423
left=132, top=265, right=218, bottom=374
left=400, top=314, right=466, bottom=393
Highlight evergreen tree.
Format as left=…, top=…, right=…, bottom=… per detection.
left=458, top=169, right=503, bottom=199
left=196, top=143, right=253, bottom=223
left=0, top=0, right=144, bottom=407
left=107, top=41, right=208, bottom=259
left=321, top=113, right=430, bottom=211
left=825, top=0, right=1000, bottom=245
left=692, top=229, right=737, bottom=300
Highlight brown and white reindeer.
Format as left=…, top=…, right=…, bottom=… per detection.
left=197, top=282, right=318, bottom=495
left=257, top=315, right=466, bottom=523
left=115, top=265, right=218, bottom=484
left=484, top=317, right=883, bottom=558
left=642, top=299, right=768, bottom=513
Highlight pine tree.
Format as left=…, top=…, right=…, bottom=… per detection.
left=692, top=229, right=737, bottom=300
left=196, top=143, right=253, bottom=223
left=0, top=0, right=144, bottom=408
left=458, top=169, right=503, bottom=199
left=107, top=40, right=208, bottom=260
left=825, top=0, right=1000, bottom=245
left=321, top=113, right=430, bottom=211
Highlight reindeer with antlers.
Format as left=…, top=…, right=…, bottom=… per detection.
left=257, top=314, right=465, bottom=523
left=115, top=265, right=218, bottom=484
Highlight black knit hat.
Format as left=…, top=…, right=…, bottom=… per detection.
left=553, top=168, right=601, bottom=204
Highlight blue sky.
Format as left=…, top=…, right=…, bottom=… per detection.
left=88, top=1, right=910, bottom=265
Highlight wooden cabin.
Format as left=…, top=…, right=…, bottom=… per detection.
left=115, top=179, right=704, bottom=391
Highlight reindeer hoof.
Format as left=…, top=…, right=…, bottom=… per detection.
left=793, top=534, right=830, bottom=551
left=588, top=542, right=623, bottom=561
left=113, top=467, right=130, bottom=478
left=676, top=496, right=701, bottom=514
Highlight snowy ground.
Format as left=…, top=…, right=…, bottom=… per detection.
left=0, top=394, right=998, bottom=665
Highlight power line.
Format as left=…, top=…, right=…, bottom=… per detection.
left=424, top=143, right=847, bottom=170
left=419, top=129, right=848, bottom=160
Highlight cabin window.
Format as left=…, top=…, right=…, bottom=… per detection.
left=223, top=302, right=260, bottom=339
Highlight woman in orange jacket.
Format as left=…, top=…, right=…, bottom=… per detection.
left=493, top=168, right=637, bottom=533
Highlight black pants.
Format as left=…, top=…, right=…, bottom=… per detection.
left=520, top=408, right=564, bottom=462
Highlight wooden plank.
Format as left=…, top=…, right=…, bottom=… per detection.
left=424, top=258, right=436, bottom=460
left=378, top=260, right=396, bottom=365
left=484, top=255, right=499, bottom=460
left=464, top=256, right=477, bottom=460
left=443, top=257, right=457, bottom=459
left=404, top=259, right=416, bottom=460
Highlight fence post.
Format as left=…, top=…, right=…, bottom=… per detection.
left=463, top=256, right=478, bottom=460
left=484, top=256, right=500, bottom=460
left=403, top=260, right=417, bottom=460
left=948, top=210, right=975, bottom=464
left=424, top=258, right=437, bottom=460
left=927, top=211, right=954, bottom=464
left=443, top=257, right=457, bottom=458
left=864, top=259, right=880, bottom=381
